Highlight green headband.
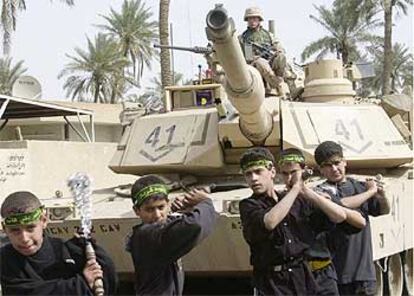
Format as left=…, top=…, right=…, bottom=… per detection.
left=133, top=184, right=168, bottom=207
left=3, top=206, right=44, bottom=226
left=241, top=159, right=273, bottom=172
left=278, top=154, right=305, bottom=165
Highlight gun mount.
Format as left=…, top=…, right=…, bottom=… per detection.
left=154, top=43, right=224, bottom=84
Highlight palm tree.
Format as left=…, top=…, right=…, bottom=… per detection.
left=334, top=0, right=413, bottom=94
left=381, top=0, right=412, bottom=94
left=1, top=0, right=74, bottom=55
left=159, top=0, right=172, bottom=88
left=366, top=42, right=413, bottom=93
left=0, top=57, right=26, bottom=95
left=128, top=72, right=183, bottom=110
left=97, top=0, right=158, bottom=83
left=58, top=33, right=132, bottom=103
left=301, top=4, right=381, bottom=64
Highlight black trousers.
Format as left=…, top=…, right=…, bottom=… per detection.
left=338, top=281, right=376, bottom=296
left=313, top=264, right=339, bottom=296
left=253, top=261, right=318, bottom=296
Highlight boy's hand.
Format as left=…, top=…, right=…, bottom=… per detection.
left=171, top=195, right=186, bottom=212
left=83, top=259, right=103, bottom=290
left=374, top=175, right=386, bottom=197
left=183, top=188, right=210, bottom=208
left=290, top=170, right=304, bottom=192
left=365, top=179, right=378, bottom=196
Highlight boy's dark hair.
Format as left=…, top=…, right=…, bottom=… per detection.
left=131, top=175, right=168, bottom=208
left=278, top=148, right=306, bottom=168
left=314, top=141, right=344, bottom=165
left=240, top=147, right=275, bottom=170
left=1, top=191, right=42, bottom=218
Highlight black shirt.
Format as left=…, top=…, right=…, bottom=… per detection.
left=129, top=199, right=217, bottom=296
left=305, top=191, right=362, bottom=262
left=317, top=178, right=381, bottom=284
left=0, top=236, right=117, bottom=295
left=239, top=191, right=332, bottom=295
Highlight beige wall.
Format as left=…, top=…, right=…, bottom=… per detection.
left=0, top=122, right=123, bottom=143
left=0, top=141, right=136, bottom=199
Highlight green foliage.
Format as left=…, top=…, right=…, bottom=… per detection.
left=333, top=0, right=412, bottom=95
left=365, top=42, right=413, bottom=93
left=96, top=0, right=158, bottom=82
left=59, top=0, right=159, bottom=103
left=0, top=57, right=27, bottom=95
left=301, top=4, right=382, bottom=64
left=58, top=33, right=133, bottom=103
left=128, top=72, right=184, bottom=110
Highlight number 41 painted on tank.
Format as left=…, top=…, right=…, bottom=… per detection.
left=334, top=118, right=372, bottom=154
left=139, top=124, right=185, bottom=162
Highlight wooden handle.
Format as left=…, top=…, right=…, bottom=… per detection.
left=85, top=242, right=105, bottom=296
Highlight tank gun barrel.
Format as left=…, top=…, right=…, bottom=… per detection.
left=205, top=4, right=272, bottom=145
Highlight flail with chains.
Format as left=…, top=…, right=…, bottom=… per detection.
left=68, top=173, right=104, bottom=296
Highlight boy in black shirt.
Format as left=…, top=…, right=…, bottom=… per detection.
left=0, top=191, right=117, bottom=295
left=239, top=147, right=349, bottom=295
left=278, top=148, right=366, bottom=295
left=127, top=175, right=217, bottom=296
left=314, top=141, right=390, bottom=295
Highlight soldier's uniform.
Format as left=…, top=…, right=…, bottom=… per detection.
left=240, top=7, right=297, bottom=96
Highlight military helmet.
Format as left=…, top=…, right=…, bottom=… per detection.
left=244, top=7, right=263, bottom=21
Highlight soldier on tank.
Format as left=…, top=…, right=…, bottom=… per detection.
left=240, top=7, right=297, bottom=97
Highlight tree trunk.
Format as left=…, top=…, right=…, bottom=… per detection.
left=382, top=0, right=393, bottom=95
left=159, top=0, right=172, bottom=88
left=94, top=83, right=100, bottom=103
left=110, top=77, right=120, bottom=104
left=342, top=47, right=349, bottom=65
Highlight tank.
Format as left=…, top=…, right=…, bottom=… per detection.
left=111, top=4, right=414, bottom=293
left=2, top=4, right=412, bottom=295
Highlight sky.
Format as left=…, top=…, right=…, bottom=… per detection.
left=6, top=0, right=413, bottom=100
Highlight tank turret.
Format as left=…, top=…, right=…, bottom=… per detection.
left=205, top=4, right=272, bottom=145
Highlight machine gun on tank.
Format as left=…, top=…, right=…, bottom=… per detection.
left=153, top=44, right=214, bottom=55
left=154, top=43, right=222, bottom=84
